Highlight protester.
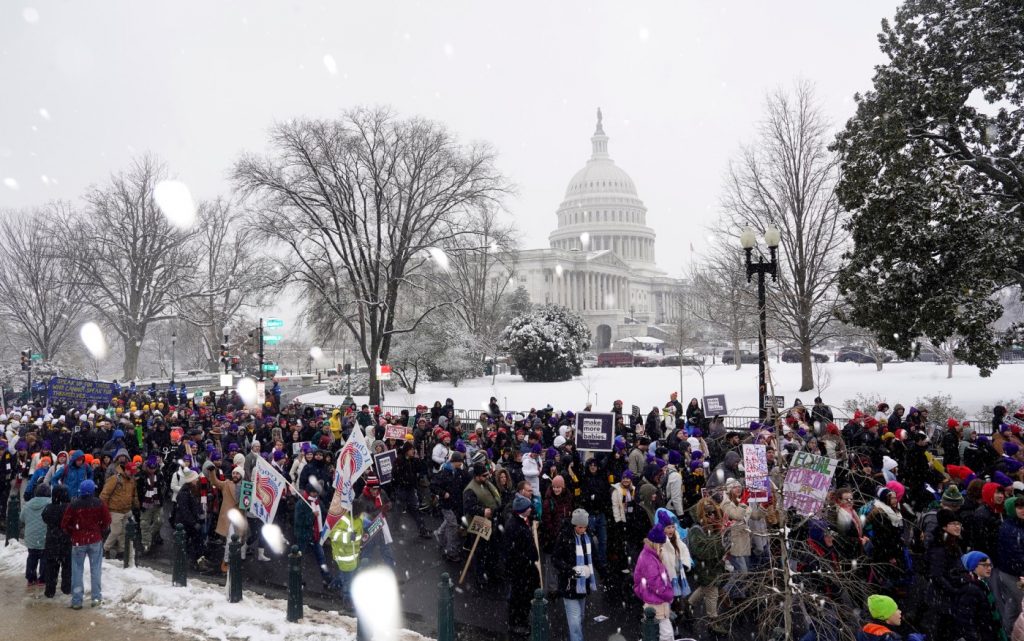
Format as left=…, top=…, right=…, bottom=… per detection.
left=553, top=508, right=597, bottom=641
left=633, top=524, right=675, bottom=641
left=21, top=482, right=51, bottom=586
left=60, top=478, right=111, bottom=609
left=41, top=485, right=73, bottom=598
left=505, top=494, right=540, bottom=636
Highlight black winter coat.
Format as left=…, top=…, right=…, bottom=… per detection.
left=503, top=513, right=540, bottom=590
left=41, top=502, right=71, bottom=552
left=925, top=535, right=965, bottom=611
left=954, top=575, right=1004, bottom=641
left=431, top=465, right=471, bottom=513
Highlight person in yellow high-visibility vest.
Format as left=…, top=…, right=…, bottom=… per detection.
left=328, top=506, right=364, bottom=607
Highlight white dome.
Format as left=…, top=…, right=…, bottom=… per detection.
left=565, top=160, right=638, bottom=198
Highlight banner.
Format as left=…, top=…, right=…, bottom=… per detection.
left=703, top=394, right=728, bottom=416
left=782, top=451, right=838, bottom=516
left=323, top=423, right=374, bottom=539
left=47, top=377, right=116, bottom=407
left=574, top=412, right=614, bottom=451
left=383, top=425, right=408, bottom=441
left=741, top=444, right=770, bottom=503
left=249, top=456, right=288, bottom=524
left=374, top=449, right=397, bottom=485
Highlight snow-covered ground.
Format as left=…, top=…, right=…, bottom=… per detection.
left=300, top=361, right=1024, bottom=420
left=0, top=540, right=429, bottom=641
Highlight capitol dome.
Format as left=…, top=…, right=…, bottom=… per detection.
left=549, top=108, right=658, bottom=266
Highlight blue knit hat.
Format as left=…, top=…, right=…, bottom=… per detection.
left=961, top=551, right=990, bottom=572
left=79, top=479, right=96, bottom=495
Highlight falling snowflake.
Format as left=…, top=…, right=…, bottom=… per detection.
left=323, top=54, right=338, bottom=75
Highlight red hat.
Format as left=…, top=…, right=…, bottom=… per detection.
left=946, top=465, right=973, bottom=481
left=364, top=473, right=380, bottom=487
left=864, top=417, right=879, bottom=429
left=947, top=418, right=960, bottom=429
left=853, top=410, right=864, bottom=421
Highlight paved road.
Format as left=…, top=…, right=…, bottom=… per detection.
left=132, top=506, right=690, bottom=641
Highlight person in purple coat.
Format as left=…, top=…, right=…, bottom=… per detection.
left=633, top=525, right=676, bottom=641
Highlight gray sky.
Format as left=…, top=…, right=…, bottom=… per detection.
left=0, top=1, right=898, bottom=278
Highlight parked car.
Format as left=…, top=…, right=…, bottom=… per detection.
left=597, top=351, right=634, bottom=368
left=659, top=353, right=705, bottom=367
left=836, top=345, right=894, bottom=363
left=722, top=349, right=758, bottom=365
left=781, top=348, right=829, bottom=363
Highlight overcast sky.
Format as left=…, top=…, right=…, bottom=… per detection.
left=0, top=1, right=899, bottom=279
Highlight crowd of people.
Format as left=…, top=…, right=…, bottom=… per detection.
left=3, top=385, right=1024, bottom=641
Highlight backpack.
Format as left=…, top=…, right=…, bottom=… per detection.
left=653, top=470, right=672, bottom=509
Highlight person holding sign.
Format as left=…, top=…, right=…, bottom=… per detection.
left=327, top=502, right=364, bottom=609
left=462, top=463, right=501, bottom=589
left=504, top=494, right=540, bottom=636
left=553, top=509, right=598, bottom=641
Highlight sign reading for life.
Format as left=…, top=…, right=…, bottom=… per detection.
left=467, top=515, right=493, bottom=541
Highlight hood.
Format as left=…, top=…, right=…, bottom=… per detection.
left=981, top=482, right=1004, bottom=513
left=723, top=451, right=740, bottom=471
left=69, top=450, right=85, bottom=465
left=1006, top=496, right=1021, bottom=522
left=882, top=456, right=898, bottom=472
left=114, top=448, right=130, bottom=461
left=24, top=496, right=51, bottom=512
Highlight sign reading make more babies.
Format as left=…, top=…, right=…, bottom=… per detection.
left=574, top=412, right=614, bottom=452
left=783, top=451, right=839, bottom=516
left=47, top=377, right=116, bottom=406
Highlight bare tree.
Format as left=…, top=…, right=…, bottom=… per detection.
left=813, top=360, right=832, bottom=398
left=233, top=107, right=511, bottom=404
left=54, top=155, right=202, bottom=379
left=689, top=243, right=757, bottom=370
left=179, top=198, right=277, bottom=371
left=0, top=204, right=82, bottom=360
left=720, top=81, right=845, bottom=391
left=665, top=285, right=701, bottom=398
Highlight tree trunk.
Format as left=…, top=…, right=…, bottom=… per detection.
left=732, top=337, right=742, bottom=371
left=122, top=334, right=141, bottom=380
left=947, top=359, right=953, bottom=379
left=874, top=358, right=884, bottom=372
left=368, top=364, right=380, bottom=406
left=799, top=343, right=814, bottom=392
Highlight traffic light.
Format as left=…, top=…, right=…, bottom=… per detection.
left=20, top=349, right=30, bottom=371
left=219, top=343, right=229, bottom=364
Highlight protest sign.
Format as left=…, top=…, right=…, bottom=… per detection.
left=703, top=394, right=728, bottom=416
left=467, top=515, right=493, bottom=541
left=291, top=441, right=310, bottom=456
left=782, top=451, right=838, bottom=516
left=364, top=514, right=385, bottom=542
left=383, top=425, right=408, bottom=441
left=47, top=377, right=116, bottom=406
left=249, top=457, right=288, bottom=524
left=574, top=412, right=614, bottom=452
left=741, top=444, right=770, bottom=503
left=322, top=424, right=374, bottom=540
left=239, top=480, right=254, bottom=512
left=373, top=449, right=397, bottom=485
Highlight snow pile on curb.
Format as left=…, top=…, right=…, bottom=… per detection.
left=0, top=540, right=431, bottom=641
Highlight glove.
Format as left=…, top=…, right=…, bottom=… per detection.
left=907, top=634, right=926, bottom=641
left=573, top=564, right=592, bottom=578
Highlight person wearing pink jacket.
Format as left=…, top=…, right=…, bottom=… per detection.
left=633, top=525, right=676, bottom=641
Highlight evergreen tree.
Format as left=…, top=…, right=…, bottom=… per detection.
left=833, top=0, right=1024, bottom=374
left=501, top=304, right=591, bottom=382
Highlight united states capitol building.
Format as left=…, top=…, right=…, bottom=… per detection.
left=511, top=109, right=688, bottom=350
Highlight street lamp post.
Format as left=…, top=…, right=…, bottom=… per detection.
left=170, top=330, right=176, bottom=385
left=740, top=226, right=781, bottom=420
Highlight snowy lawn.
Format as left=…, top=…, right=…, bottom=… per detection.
left=300, top=361, right=1024, bottom=419
left=0, top=540, right=430, bottom=641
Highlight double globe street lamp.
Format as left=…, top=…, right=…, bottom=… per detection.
left=739, top=226, right=781, bottom=420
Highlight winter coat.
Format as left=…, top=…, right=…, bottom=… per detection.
left=294, top=495, right=320, bottom=544
left=941, top=429, right=961, bottom=466
left=633, top=543, right=674, bottom=605
left=504, top=513, right=540, bottom=591
left=721, top=497, right=752, bottom=557
left=627, top=448, right=647, bottom=478
left=100, top=468, right=138, bottom=514
left=688, top=524, right=726, bottom=586
left=551, top=523, right=595, bottom=599
left=1013, top=597, right=1024, bottom=641
left=925, top=535, right=965, bottom=614
left=997, top=497, right=1024, bottom=576
left=207, top=473, right=239, bottom=538
left=51, top=451, right=92, bottom=498
left=955, top=574, right=1005, bottom=641
left=328, top=512, right=363, bottom=572
left=60, top=494, right=111, bottom=546
left=42, top=501, right=71, bottom=552
left=20, top=495, right=51, bottom=549
left=540, top=488, right=575, bottom=551
left=522, top=454, right=541, bottom=495
left=855, top=623, right=905, bottom=641
left=579, top=467, right=612, bottom=517
left=173, top=487, right=203, bottom=531
left=430, top=464, right=471, bottom=514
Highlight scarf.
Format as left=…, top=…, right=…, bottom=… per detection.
left=874, top=500, right=903, bottom=528
left=574, top=532, right=597, bottom=595
left=982, top=577, right=1008, bottom=641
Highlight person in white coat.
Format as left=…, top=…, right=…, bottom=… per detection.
left=664, top=451, right=685, bottom=519
left=431, top=432, right=452, bottom=472
left=522, top=443, right=542, bottom=496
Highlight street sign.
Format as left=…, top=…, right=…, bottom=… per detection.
left=264, top=334, right=283, bottom=344
left=265, top=318, right=284, bottom=329
left=378, top=363, right=392, bottom=381
left=30, top=353, right=42, bottom=361
left=261, top=363, right=279, bottom=372
left=764, top=395, right=785, bottom=409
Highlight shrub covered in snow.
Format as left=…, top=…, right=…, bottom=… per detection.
left=501, top=304, right=591, bottom=382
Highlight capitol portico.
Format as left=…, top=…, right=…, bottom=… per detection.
left=511, top=109, right=688, bottom=350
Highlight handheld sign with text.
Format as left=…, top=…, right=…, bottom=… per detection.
left=783, top=451, right=839, bottom=516
left=239, top=480, right=254, bottom=512
left=373, top=449, right=397, bottom=485
left=292, top=441, right=310, bottom=456
left=703, top=394, right=728, bottom=416
left=764, top=395, right=785, bottom=409
left=574, top=412, right=614, bottom=452
left=363, top=514, right=385, bottom=542
left=741, top=444, right=770, bottom=503
left=383, top=425, right=408, bottom=441
left=459, top=515, right=494, bottom=585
